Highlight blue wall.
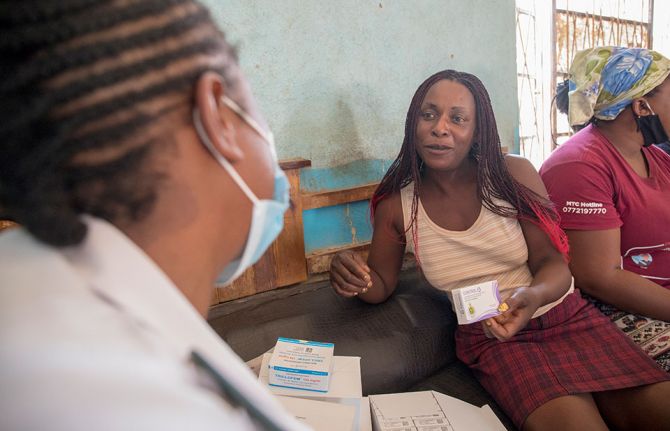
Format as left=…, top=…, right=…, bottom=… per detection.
left=300, top=159, right=391, bottom=253
left=205, top=1, right=519, bottom=253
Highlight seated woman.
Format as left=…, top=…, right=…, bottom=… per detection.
left=330, top=69, right=669, bottom=431
left=540, top=47, right=670, bottom=371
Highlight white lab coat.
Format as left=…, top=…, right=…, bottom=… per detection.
left=0, top=217, right=310, bottom=431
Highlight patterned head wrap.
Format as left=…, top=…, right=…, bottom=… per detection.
left=567, top=46, right=670, bottom=126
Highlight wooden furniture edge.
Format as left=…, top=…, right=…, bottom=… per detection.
left=302, top=182, right=379, bottom=211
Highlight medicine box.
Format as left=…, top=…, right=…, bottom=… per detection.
left=268, top=337, right=334, bottom=393
left=276, top=395, right=357, bottom=431
left=261, top=353, right=365, bottom=428
left=369, top=390, right=505, bottom=431
left=451, top=280, right=502, bottom=325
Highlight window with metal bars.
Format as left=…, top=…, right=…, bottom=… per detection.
left=553, top=0, right=653, bottom=146
left=515, top=0, right=656, bottom=167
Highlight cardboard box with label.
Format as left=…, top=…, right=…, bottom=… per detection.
left=369, top=390, right=505, bottom=431
left=276, top=395, right=357, bottom=431
left=268, top=337, right=335, bottom=392
left=260, top=349, right=369, bottom=431
left=451, top=280, right=503, bottom=325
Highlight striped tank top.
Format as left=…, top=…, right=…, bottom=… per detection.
left=400, top=183, right=571, bottom=318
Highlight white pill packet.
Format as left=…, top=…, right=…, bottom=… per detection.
left=451, top=280, right=503, bottom=325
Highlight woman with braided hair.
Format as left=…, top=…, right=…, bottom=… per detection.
left=329, top=70, right=670, bottom=430
left=0, top=1, right=308, bottom=430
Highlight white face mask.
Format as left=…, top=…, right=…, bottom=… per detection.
left=193, top=96, right=289, bottom=287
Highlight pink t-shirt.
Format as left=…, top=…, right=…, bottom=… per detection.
left=540, top=124, right=670, bottom=287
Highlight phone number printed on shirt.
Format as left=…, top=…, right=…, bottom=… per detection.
left=562, top=201, right=607, bottom=215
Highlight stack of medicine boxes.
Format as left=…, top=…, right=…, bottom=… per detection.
left=259, top=337, right=369, bottom=431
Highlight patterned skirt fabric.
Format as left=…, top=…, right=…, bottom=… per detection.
left=455, top=291, right=669, bottom=429
left=584, top=294, right=670, bottom=372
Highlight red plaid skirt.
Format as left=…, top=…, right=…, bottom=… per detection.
left=455, top=290, right=669, bottom=429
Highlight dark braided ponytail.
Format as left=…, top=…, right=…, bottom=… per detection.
left=371, top=70, right=569, bottom=262
left=0, top=0, right=239, bottom=246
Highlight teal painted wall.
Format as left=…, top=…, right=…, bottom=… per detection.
left=204, top=1, right=519, bottom=252
left=303, top=200, right=372, bottom=253
left=300, top=159, right=391, bottom=253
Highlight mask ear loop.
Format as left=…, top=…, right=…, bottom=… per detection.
left=220, top=95, right=278, bottom=162
left=634, top=100, right=656, bottom=132
left=637, top=99, right=656, bottom=118
left=192, top=107, right=259, bottom=205
left=642, top=99, right=656, bottom=116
